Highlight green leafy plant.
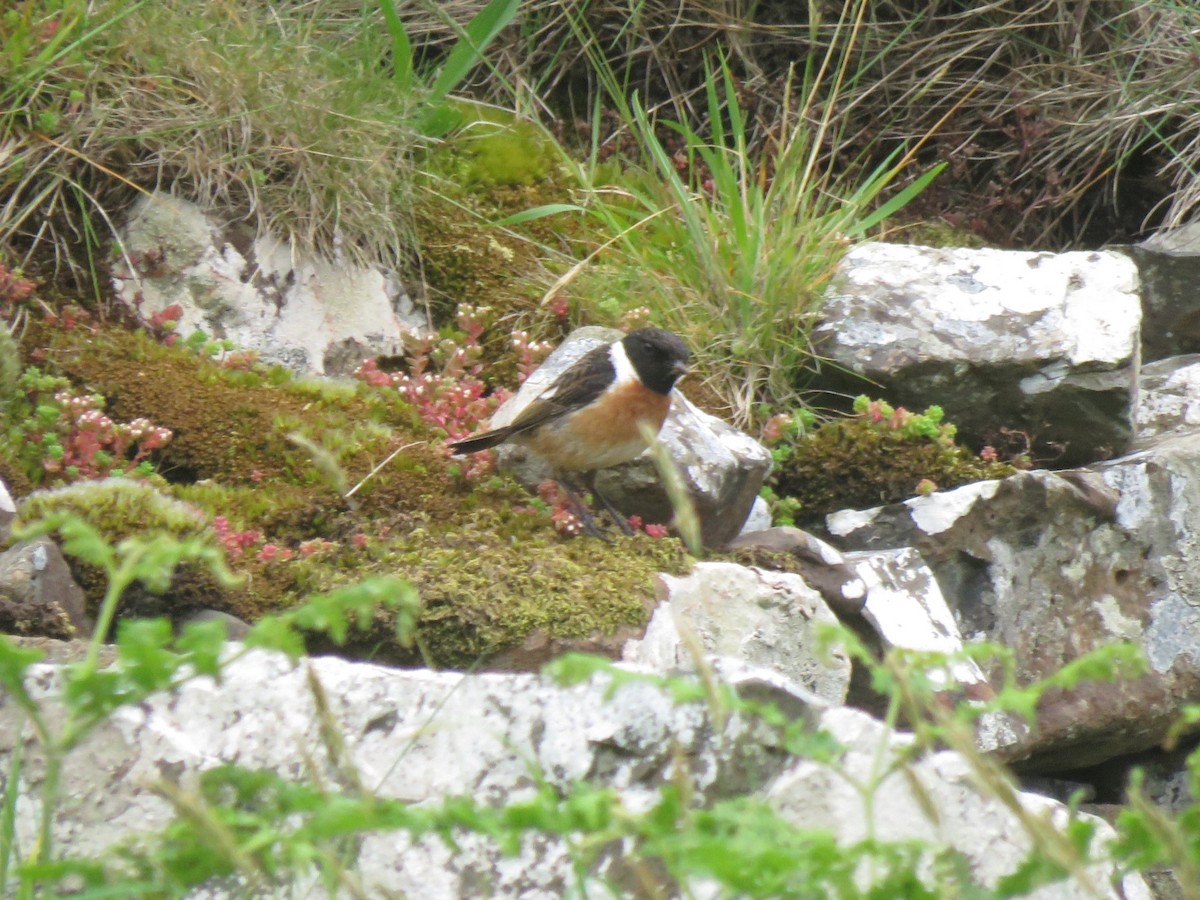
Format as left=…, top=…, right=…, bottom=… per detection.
left=764, top=396, right=1021, bottom=524
left=0, top=509, right=419, bottom=898
left=2, top=366, right=173, bottom=486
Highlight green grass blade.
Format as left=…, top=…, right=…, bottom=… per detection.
left=0, top=740, right=22, bottom=892
left=427, top=0, right=520, bottom=105
left=855, top=162, right=947, bottom=234
left=377, top=0, right=413, bottom=93
left=490, top=204, right=584, bottom=227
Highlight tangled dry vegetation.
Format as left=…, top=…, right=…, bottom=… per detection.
left=5, top=0, right=1199, bottom=293
left=483, top=0, right=1200, bottom=248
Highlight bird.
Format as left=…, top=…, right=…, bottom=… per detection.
left=448, top=327, right=691, bottom=535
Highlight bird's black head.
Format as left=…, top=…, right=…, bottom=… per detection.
left=621, top=328, right=690, bottom=395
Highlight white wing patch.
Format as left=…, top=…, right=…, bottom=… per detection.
left=608, top=340, right=639, bottom=388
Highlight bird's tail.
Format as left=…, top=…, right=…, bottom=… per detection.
left=447, top=427, right=512, bottom=455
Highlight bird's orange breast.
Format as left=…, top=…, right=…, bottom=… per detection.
left=518, top=382, right=672, bottom=472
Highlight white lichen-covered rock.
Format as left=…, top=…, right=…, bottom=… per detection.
left=2, top=649, right=790, bottom=896
left=826, top=434, right=1200, bottom=768
left=0, top=648, right=1145, bottom=897
left=814, top=242, right=1142, bottom=465
left=623, top=561, right=852, bottom=704
left=110, top=192, right=424, bottom=375
left=767, top=707, right=1149, bottom=899
left=1135, top=354, right=1200, bottom=442
left=848, top=547, right=990, bottom=690
left=723, top=528, right=1018, bottom=752
left=491, top=327, right=771, bottom=547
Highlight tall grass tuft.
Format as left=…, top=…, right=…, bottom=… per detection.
left=0, top=0, right=516, bottom=291
left=564, top=1, right=941, bottom=425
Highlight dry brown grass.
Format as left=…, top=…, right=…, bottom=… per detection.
left=472, top=0, right=1200, bottom=248
left=1, top=0, right=424, bottom=284
left=5, top=0, right=1198, bottom=299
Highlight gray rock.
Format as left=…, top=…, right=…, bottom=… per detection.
left=725, top=529, right=1013, bottom=748
left=178, top=609, right=251, bottom=641
left=847, top=547, right=991, bottom=693
left=111, top=192, right=424, bottom=376
left=726, top=525, right=869, bottom=617
left=622, top=561, right=852, bottom=704
left=737, top=495, right=773, bottom=535
left=825, top=434, right=1200, bottom=769
left=492, top=327, right=772, bottom=547
left=1, top=649, right=797, bottom=896
left=1136, top=354, right=1200, bottom=442
left=815, top=242, right=1142, bottom=465
left=1117, top=225, right=1200, bottom=362
left=0, top=538, right=91, bottom=640
left=0, top=649, right=1143, bottom=897
left=767, top=707, right=1149, bottom=899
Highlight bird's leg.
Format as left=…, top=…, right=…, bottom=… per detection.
left=556, top=476, right=610, bottom=540
left=583, top=471, right=635, bottom=537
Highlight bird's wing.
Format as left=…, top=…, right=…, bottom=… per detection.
left=504, top=344, right=615, bottom=436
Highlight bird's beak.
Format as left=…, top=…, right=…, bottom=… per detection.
left=672, top=359, right=691, bottom=379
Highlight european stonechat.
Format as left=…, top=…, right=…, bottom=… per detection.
left=449, top=328, right=691, bottom=534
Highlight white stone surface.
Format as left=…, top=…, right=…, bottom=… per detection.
left=624, top=561, right=852, bottom=703
left=849, top=547, right=987, bottom=689
left=111, top=192, right=424, bottom=375
left=830, top=243, right=1141, bottom=368
left=767, top=707, right=1147, bottom=899
left=816, top=242, right=1141, bottom=465
left=1136, top=355, right=1200, bottom=442
left=0, top=648, right=1145, bottom=898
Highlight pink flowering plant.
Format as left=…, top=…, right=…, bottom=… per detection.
left=5, top=367, right=173, bottom=486
left=354, top=304, right=552, bottom=481
left=0, top=262, right=37, bottom=313
left=212, top=517, right=339, bottom=566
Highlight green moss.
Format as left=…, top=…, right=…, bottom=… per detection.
left=889, top=219, right=989, bottom=249
left=772, top=416, right=1017, bottom=521
left=0, top=323, right=20, bottom=401
left=13, top=478, right=222, bottom=623
left=412, top=129, right=587, bottom=327
left=300, top=508, right=692, bottom=668
left=16, top=477, right=211, bottom=543
left=5, top=318, right=693, bottom=665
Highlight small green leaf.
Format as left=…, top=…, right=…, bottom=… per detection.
left=176, top=618, right=229, bottom=678
left=244, top=617, right=305, bottom=662
left=56, top=518, right=116, bottom=571
left=117, top=618, right=182, bottom=692
left=0, top=635, right=44, bottom=712
left=377, top=0, right=413, bottom=93
left=427, top=0, right=520, bottom=106
left=490, top=204, right=584, bottom=227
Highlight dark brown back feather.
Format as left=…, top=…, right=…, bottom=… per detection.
left=447, top=427, right=514, bottom=455
left=501, top=343, right=615, bottom=436
left=448, top=343, right=615, bottom=454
